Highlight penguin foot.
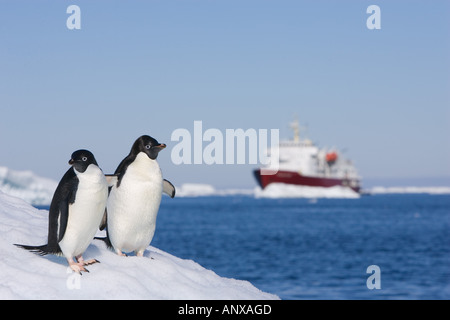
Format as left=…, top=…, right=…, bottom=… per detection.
left=114, top=249, right=127, bottom=257
left=136, top=250, right=145, bottom=257
left=76, top=255, right=100, bottom=266
left=68, top=261, right=89, bottom=275
left=82, top=259, right=100, bottom=266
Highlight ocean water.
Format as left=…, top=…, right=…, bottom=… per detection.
left=152, top=194, right=450, bottom=300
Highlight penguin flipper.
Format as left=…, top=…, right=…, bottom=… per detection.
left=163, top=179, right=176, bottom=198
left=48, top=169, right=77, bottom=246
left=105, top=174, right=118, bottom=187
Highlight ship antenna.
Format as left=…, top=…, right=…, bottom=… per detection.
left=290, top=117, right=300, bottom=142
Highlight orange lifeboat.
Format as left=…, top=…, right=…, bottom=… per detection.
left=326, top=152, right=338, bottom=164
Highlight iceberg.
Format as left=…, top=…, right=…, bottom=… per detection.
left=0, top=166, right=57, bottom=206
left=0, top=190, right=278, bottom=300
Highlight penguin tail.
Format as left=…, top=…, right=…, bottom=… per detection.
left=14, top=243, right=61, bottom=256
left=94, top=236, right=113, bottom=249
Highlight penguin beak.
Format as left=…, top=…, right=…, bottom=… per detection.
left=69, top=159, right=74, bottom=165
left=152, top=143, right=166, bottom=154
left=147, top=143, right=166, bottom=160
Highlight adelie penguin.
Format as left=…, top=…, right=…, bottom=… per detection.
left=15, top=150, right=108, bottom=274
left=98, top=135, right=175, bottom=257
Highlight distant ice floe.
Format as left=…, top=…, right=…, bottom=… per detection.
left=369, top=186, right=450, bottom=195
left=175, top=183, right=217, bottom=197
left=176, top=183, right=360, bottom=198
left=175, top=183, right=254, bottom=197
left=0, top=166, right=57, bottom=206
left=254, top=183, right=360, bottom=199
left=176, top=183, right=450, bottom=198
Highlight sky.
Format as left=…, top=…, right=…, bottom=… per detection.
left=0, top=0, right=449, bottom=188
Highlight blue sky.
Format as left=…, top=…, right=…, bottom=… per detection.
left=1, top=0, right=449, bottom=188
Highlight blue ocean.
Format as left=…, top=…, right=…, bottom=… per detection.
left=152, top=194, right=449, bottom=300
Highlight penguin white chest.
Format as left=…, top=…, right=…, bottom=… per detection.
left=107, top=152, right=163, bottom=253
left=59, top=165, right=108, bottom=258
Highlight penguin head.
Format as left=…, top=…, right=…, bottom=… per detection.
left=69, top=149, right=99, bottom=173
left=132, top=135, right=166, bottom=160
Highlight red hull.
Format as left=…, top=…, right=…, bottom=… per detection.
left=253, top=169, right=361, bottom=193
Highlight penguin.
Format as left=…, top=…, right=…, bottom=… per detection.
left=15, top=150, right=109, bottom=274
left=100, top=135, right=175, bottom=257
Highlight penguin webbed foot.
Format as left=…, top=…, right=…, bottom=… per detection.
left=68, top=260, right=89, bottom=275
left=76, top=255, right=100, bottom=265
left=68, top=256, right=100, bottom=274
left=82, top=258, right=100, bottom=265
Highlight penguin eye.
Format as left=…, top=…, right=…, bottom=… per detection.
left=82, top=157, right=88, bottom=161
left=145, top=145, right=151, bottom=149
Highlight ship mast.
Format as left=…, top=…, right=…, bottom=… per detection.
left=290, top=118, right=300, bottom=142
left=290, top=117, right=312, bottom=146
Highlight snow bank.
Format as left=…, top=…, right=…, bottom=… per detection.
left=0, top=166, right=57, bottom=206
left=254, top=183, right=360, bottom=199
left=0, top=191, right=278, bottom=300
left=369, top=186, right=450, bottom=195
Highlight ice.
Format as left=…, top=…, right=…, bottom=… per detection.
left=254, top=183, right=360, bottom=199
left=175, top=183, right=450, bottom=198
left=0, top=190, right=278, bottom=300
left=176, top=183, right=217, bottom=197
left=0, top=166, right=57, bottom=206
left=369, top=186, right=450, bottom=194
left=176, top=183, right=361, bottom=198
left=176, top=183, right=254, bottom=197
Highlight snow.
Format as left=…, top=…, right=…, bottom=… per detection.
left=0, top=166, right=57, bottom=206
left=0, top=191, right=278, bottom=300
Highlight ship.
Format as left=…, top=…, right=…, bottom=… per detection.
left=253, top=119, right=361, bottom=193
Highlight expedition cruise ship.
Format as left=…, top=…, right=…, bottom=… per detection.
left=254, top=119, right=361, bottom=193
